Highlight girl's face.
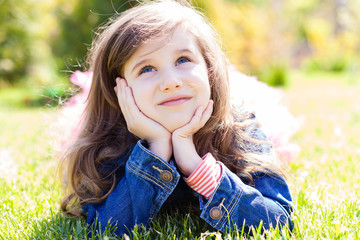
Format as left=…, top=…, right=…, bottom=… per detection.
left=123, top=27, right=211, bottom=132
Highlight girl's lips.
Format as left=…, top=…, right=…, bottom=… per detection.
left=159, top=96, right=192, bottom=106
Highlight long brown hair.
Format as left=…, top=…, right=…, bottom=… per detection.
left=61, top=0, right=285, bottom=216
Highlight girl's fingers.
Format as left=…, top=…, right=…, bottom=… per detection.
left=115, top=78, right=138, bottom=122
left=175, top=100, right=213, bottom=138
left=189, top=100, right=213, bottom=130
left=199, top=100, right=213, bottom=126
left=192, top=105, right=203, bottom=123
left=179, top=107, right=202, bottom=135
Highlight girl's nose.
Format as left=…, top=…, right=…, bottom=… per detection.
left=159, top=70, right=183, bottom=92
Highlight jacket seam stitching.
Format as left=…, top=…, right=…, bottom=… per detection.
left=202, top=168, right=225, bottom=223
left=146, top=192, right=167, bottom=225
left=137, top=141, right=174, bottom=171
left=217, top=187, right=242, bottom=228
left=128, top=161, right=172, bottom=191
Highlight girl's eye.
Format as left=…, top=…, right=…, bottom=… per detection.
left=176, top=56, right=191, bottom=66
left=139, top=65, right=155, bottom=75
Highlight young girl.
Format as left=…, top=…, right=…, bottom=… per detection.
left=61, top=0, right=293, bottom=236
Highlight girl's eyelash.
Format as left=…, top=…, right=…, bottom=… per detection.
left=139, top=65, right=155, bottom=75
left=176, top=56, right=191, bottom=65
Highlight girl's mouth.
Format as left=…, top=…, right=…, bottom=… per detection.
left=159, top=95, right=192, bottom=106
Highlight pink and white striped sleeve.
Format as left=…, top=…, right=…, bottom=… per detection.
left=184, top=153, right=222, bottom=200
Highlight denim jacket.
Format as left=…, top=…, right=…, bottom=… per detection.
left=83, top=134, right=294, bottom=235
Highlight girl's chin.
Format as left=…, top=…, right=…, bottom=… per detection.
left=164, top=122, right=187, bottom=133
left=154, top=107, right=203, bottom=132
left=162, top=117, right=192, bottom=133
left=160, top=105, right=208, bottom=132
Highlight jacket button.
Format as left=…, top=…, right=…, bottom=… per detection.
left=209, top=206, right=222, bottom=220
left=160, top=170, right=173, bottom=183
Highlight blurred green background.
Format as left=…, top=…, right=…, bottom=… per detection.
left=0, top=0, right=359, bottom=105
left=1, top=1, right=360, bottom=238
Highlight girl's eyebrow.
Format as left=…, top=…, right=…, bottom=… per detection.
left=131, top=59, right=150, bottom=73
left=175, top=48, right=195, bottom=55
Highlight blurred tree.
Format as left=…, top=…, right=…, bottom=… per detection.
left=1, top=0, right=359, bottom=87
left=286, top=0, right=360, bottom=72
left=198, top=0, right=359, bottom=80
left=0, top=0, right=32, bottom=85
left=196, top=0, right=292, bottom=85
left=51, top=0, right=131, bottom=73
left=0, top=0, right=62, bottom=86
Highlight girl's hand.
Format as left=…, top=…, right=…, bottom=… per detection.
left=114, top=78, right=172, bottom=161
left=172, top=100, right=214, bottom=176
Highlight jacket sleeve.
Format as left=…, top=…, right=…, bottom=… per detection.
left=82, top=140, right=180, bottom=235
left=198, top=165, right=293, bottom=232
left=198, top=122, right=294, bottom=232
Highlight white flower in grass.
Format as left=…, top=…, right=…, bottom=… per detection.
left=0, top=148, right=18, bottom=181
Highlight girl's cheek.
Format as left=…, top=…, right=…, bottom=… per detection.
left=131, top=83, right=149, bottom=103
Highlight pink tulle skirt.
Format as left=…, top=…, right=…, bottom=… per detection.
left=228, top=66, right=302, bottom=162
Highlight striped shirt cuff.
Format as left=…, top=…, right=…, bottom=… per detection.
left=184, top=153, right=222, bottom=200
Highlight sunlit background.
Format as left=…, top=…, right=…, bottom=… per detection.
left=1, top=0, right=360, bottom=238
left=1, top=0, right=359, bottom=90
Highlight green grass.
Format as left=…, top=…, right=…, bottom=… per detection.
left=1, top=70, right=360, bottom=239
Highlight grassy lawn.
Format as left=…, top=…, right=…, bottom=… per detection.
left=0, top=71, right=359, bottom=239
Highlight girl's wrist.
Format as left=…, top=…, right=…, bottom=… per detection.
left=148, top=139, right=172, bottom=162
left=180, top=155, right=202, bottom=177
left=172, top=138, right=202, bottom=176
